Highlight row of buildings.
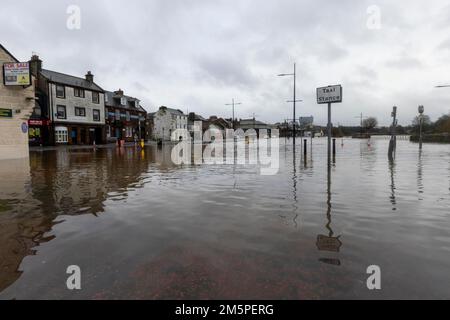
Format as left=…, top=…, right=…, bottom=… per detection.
left=1, top=44, right=277, bottom=151
left=27, top=54, right=148, bottom=146
left=27, top=54, right=276, bottom=146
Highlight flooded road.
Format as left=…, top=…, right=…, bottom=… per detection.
left=0, top=137, right=449, bottom=299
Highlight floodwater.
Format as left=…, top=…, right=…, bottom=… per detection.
left=0, top=137, right=449, bottom=299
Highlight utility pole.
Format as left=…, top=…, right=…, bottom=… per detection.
left=278, top=63, right=301, bottom=147
left=250, top=113, right=258, bottom=129
left=388, top=106, right=397, bottom=159
left=355, top=113, right=368, bottom=136
left=225, top=99, right=242, bottom=129
left=418, top=105, right=424, bottom=150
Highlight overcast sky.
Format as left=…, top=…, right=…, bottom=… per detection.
left=2, top=0, right=450, bottom=125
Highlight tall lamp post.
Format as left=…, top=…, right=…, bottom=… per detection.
left=418, top=105, right=424, bottom=150
left=278, top=63, right=301, bottom=146
left=225, top=99, right=242, bottom=129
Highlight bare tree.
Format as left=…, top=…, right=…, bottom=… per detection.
left=412, top=114, right=432, bottom=133
left=362, top=117, right=378, bottom=132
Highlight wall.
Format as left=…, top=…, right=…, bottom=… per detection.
left=152, top=109, right=188, bottom=141
left=49, top=83, right=105, bottom=125
left=0, top=47, right=35, bottom=160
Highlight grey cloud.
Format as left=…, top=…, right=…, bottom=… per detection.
left=1, top=0, right=449, bottom=125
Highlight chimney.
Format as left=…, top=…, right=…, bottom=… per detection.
left=85, top=71, right=94, bottom=83
left=114, top=88, right=124, bottom=96
left=29, top=54, right=42, bottom=77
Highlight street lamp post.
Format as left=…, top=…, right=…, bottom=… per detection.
left=225, top=99, right=242, bottom=129
left=418, top=105, right=424, bottom=150
left=278, top=63, right=300, bottom=146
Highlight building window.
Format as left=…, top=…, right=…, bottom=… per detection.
left=75, top=107, right=86, bottom=117
left=93, top=109, right=100, bottom=122
left=56, top=85, right=65, bottom=98
left=56, top=105, right=66, bottom=119
left=115, top=109, right=120, bottom=121
left=126, top=111, right=130, bottom=121
left=55, top=126, right=68, bottom=143
left=125, top=126, right=133, bottom=138
left=92, top=91, right=100, bottom=104
left=74, top=88, right=85, bottom=98
left=121, top=97, right=127, bottom=105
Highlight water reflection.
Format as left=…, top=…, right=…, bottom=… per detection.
left=317, top=161, right=342, bottom=266
left=1, top=139, right=450, bottom=299
left=388, top=157, right=397, bottom=211
left=0, top=147, right=160, bottom=292
left=417, top=150, right=424, bottom=200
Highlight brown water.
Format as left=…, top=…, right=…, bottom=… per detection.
left=0, top=138, right=449, bottom=299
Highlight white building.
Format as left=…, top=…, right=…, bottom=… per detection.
left=29, top=55, right=106, bottom=145
left=151, top=106, right=188, bottom=141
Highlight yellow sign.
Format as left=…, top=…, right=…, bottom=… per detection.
left=3, top=62, right=31, bottom=86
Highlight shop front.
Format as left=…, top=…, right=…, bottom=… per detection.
left=28, top=119, right=51, bottom=146
left=54, top=124, right=105, bottom=145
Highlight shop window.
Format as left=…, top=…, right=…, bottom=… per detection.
left=125, top=126, right=133, bottom=138
left=55, top=127, right=68, bottom=143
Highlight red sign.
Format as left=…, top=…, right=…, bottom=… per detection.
left=28, top=119, right=50, bottom=126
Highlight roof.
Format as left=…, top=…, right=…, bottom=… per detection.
left=40, top=69, right=104, bottom=92
left=209, top=117, right=232, bottom=129
left=104, top=90, right=146, bottom=113
left=159, top=106, right=186, bottom=116
left=189, top=113, right=207, bottom=121
left=239, top=119, right=268, bottom=126
left=0, top=43, right=19, bottom=63
left=238, top=119, right=273, bottom=129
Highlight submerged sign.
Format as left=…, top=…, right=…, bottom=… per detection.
left=3, top=62, right=31, bottom=86
left=316, top=85, right=342, bottom=104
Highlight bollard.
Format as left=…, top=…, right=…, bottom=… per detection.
left=304, top=139, right=307, bottom=157
left=332, top=138, right=336, bottom=156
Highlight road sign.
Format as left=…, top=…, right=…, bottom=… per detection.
left=316, top=85, right=342, bottom=104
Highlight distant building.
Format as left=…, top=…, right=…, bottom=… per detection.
left=206, top=116, right=232, bottom=131
left=236, top=118, right=275, bottom=137
left=29, top=54, right=106, bottom=145
left=152, top=106, right=188, bottom=141
left=0, top=44, right=35, bottom=159
left=237, top=118, right=273, bottom=130
left=299, top=116, right=314, bottom=128
left=187, top=112, right=208, bottom=137
left=104, top=89, right=147, bottom=142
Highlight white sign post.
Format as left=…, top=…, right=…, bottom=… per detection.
left=317, top=85, right=343, bottom=160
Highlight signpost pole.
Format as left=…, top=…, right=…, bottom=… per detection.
left=327, top=102, right=331, bottom=161
left=316, top=84, right=342, bottom=164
